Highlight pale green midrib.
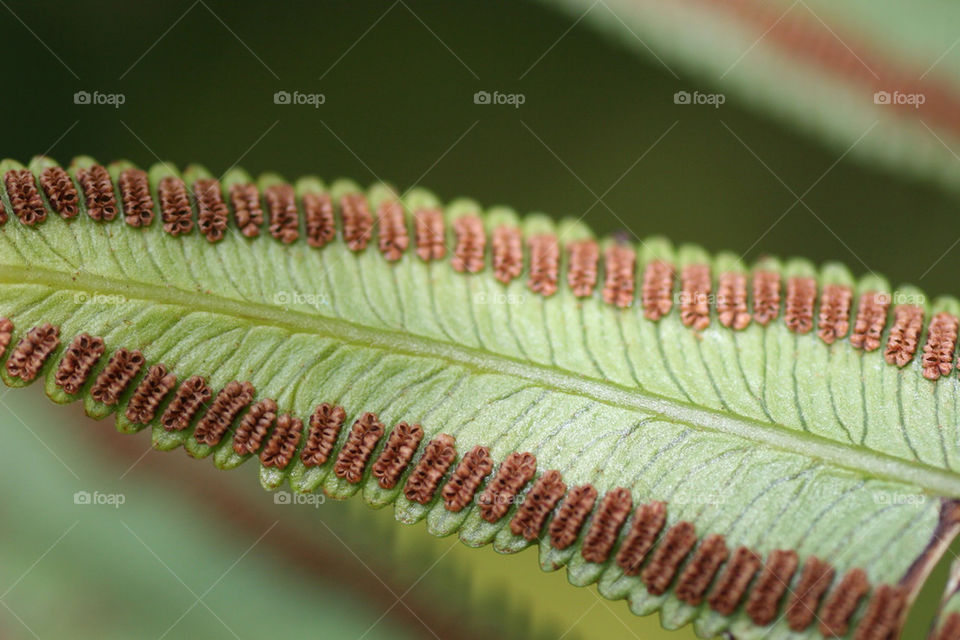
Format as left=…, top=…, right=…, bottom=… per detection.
left=6, top=264, right=960, bottom=498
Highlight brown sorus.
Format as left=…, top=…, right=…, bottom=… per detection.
left=303, top=191, right=335, bottom=248
left=922, top=311, right=959, bottom=380
left=0, top=195, right=5, bottom=224
left=228, top=183, right=263, bottom=238
left=90, top=348, right=145, bottom=406
left=341, top=193, right=373, bottom=251
left=232, top=398, right=278, bottom=456
left=260, top=413, right=303, bottom=469
left=850, top=291, right=890, bottom=352
left=642, top=260, right=674, bottom=320
left=0, top=317, right=14, bottom=359
left=818, top=284, right=854, bottom=344
left=6, top=323, right=60, bottom=382
left=301, top=403, right=347, bottom=467
left=510, top=469, right=567, bottom=540
left=549, top=484, right=598, bottom=550
left=451, top=215, right=485, bottom=273
left=752, top=270, right=782, bottom=326
left=333, top=412, right=385, bottom=483
left=194, top=178, right=228, bottom=242
left=125, top=364, right=176, bottom=424
left=158, top=176, right=194, bottom=236
left=787, top=556, right=835, bottom=631
left=680, top=264, right=712, bottom=330
left=616, top=501, right=667, bottom=576
left=707, top=546, right=762, bottom=615
left=265, top=183, right=299, bottom=244
left=935, top=612, right=960, bottom=640
left=885, top=304, right=924, bottom=367
left=567, top=240, right=599, bottom=298
left=477, top=451, right=537, bottom=523
left=160, top=375, right=211, bottom=431
left=785, top=276, right=817, bottom=334
left=442, top=445, right=494, bottom=512
left=818, top=568, right=869, bottom=637
left=528, top=234, right=560, bottom=296
left=581, top=487, right=632, bottom=563
left=39, top=166, right=79, bottom=219
left=54, top=333, right=105, bottom=394
left=404, top=433, right=457, bottom=504
left=414, top=208, right=446, bottom=261
left=492, top=226, right=523, bottom=284
left=193, top=381, right=256, bottom=446
left=717, top=272, right=751, bottom=330
left=377, top=200, right=409, bottom=261
left=118, top=168, right=154, bottom=227
left=642, top=521, right=698, bottom=595
left=4, top=169, right=46, bottom=226
left=371, top=422, right=424, bottom=489
left=853, top=584, right=907, bottom=640
left=745, top=549, right=799, bottom=626
left=675, top=534, right=729, bottom=605
left=604, top=245, right=636, bottom=308
left=76, top=164, right=118, bottom=221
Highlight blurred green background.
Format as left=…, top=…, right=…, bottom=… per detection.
left=0, top=1, right=958, bottom=638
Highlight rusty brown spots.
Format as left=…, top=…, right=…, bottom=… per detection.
left=6, top=323, right=59, bottom=382
left=377, top=200, right=409, bottom=261
left=603, top=245, right=636, bottom=308
left=707, top=546, right=762, bottom=615
left=90, top=349, right=145, bottom=406
left=935, top=612, right=960, bottom=640
left=745, top=549, right=799, bottom=626
left=853, top=584, right=907, bottom=640
left=642, top=260, right=674, bottom=320
left=414, top=208, right=446, bottom=261
left=642, top=521, right=698, bottom=595
left=228, top=183, right=263, bottom=238
left=567, top=240, right=599, bottom=298
left=76, top=164, right=118, bottom=222
left=4, top=169, right=46, bottom=226
left=850, top=292, right=889, bottom=352
left=787, top=556, right=835, bottom=631
left=922, top=312, right=959, bottom=380
left=54, top=333, right=105, bottom=394
left=0, top=318, right=13, bottom=360
left=160, top=376, right=211, bottom=431
left=818, top=568, right=869, bottom=638
left=192, top=381, right=256, bottom=446
left=125, top=364, right=176, bottom=424
left=885, top=305, right=924, bottom=367
left=301, top=403, right=347, bottom=467
left=675, top=534, right=729, bottom=605
left=118, top=168, right=154, bottom=227
left=371, top=422, right=424, bottom=489
left=548, top=484, right=598, bottom=550
left=0, top=196, right=5, bottom=225
left=581, top=488, right=632, bottom=563
left=404, top=434, right=457, bottom=504
left=341, top=193, right=373, bottom=251
left=442, top=445, right=494, bottom=512
left=39, top=166, right=79, bottom=219
left=817, top=284, right=853, bottom=345
left=334, top=412, right=385, bottom=483
left=260, top=413, right=303, bottom=469
left=717, top=272, right=751, bottom=330
left=616, top=501, right=667, bottom=576
left=680, top=264, right=712, bottom=330
left=303, top=191, right=335, bottom=248
left=194, top=178, right=228, bottom=243
left=265, top=183, right=299, bottom=244
left=232, top=398, right=277, bottom=456
left=785, top=277, right=817, bottom=334
left=528, top=234, right=560, bottom=296
left=752, top=270, right=782, bottom=326
left=492, top=226, right=523, bottom=284
left=451, top=215, right=485, bottom=273
left=158, top=176, right=194, bottom=236
left=510, top=469, right=566, bottom=540
left=478, top=452, right=537, bottom=523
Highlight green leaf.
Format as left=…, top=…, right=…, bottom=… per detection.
left=1, top=155, right=958, bottom=639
